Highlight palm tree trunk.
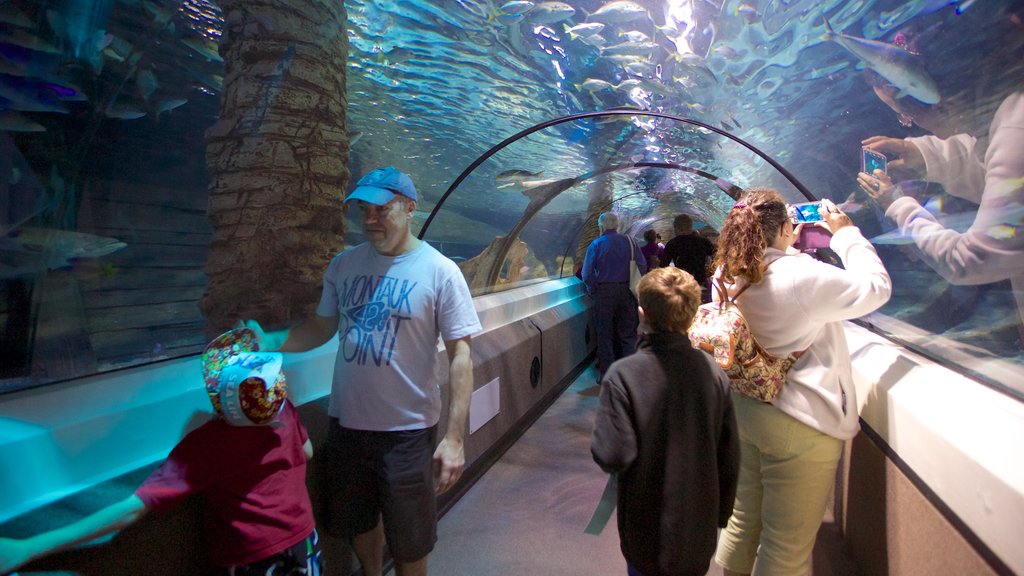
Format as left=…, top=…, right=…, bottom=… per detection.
left=200, top=0, right=349, bottom=335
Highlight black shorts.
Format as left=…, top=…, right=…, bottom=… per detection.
left=206, top=529, right=322, bottom=576
left=323, top=420, right=438, bottom=562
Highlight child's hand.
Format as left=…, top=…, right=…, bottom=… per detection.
left=238, top=320, right=287, bottom=351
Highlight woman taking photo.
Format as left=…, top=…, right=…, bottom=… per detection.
left=711, top=189, right=892, bottom=576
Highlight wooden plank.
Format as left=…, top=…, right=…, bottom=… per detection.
left=94, top=245, right=209, bottom=268
left=86, top=301, right=204, bottom=333
left=85, top=228, right=211, bottom=247
left=97, top=343, right=206, bottom=371
left=82, top=199, right=210, bottom=234
left=77, top=267, right=207, bottom=291
left=86, top=179, right=209, bottom=211
left=89, top=323, right=207, bottom=364
left=81, top=286, right=206, bottom=309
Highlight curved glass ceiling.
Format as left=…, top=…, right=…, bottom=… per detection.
left=418, top=110, right=811, bottom=293
left=1, top=0, right=1022, bottom=399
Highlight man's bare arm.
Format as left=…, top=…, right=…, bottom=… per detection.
left=432, top=336, right=473, bottom=494
left=244, top=315, right=338, bottom=353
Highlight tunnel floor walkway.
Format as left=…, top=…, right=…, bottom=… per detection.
left=410, top=364, right=860, bottom=576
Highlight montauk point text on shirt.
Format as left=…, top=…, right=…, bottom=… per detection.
left=339, top=274, right=418, bottom=367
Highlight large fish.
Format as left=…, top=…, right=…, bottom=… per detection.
left=136, top=68, right=157, bottom=101
left=601, top=40, right=659, bottom=56
left=104, top=103, right=146, bottom=119
left=624, top=61, right=657, bottom=76
left=822, top=18, right=940, bottom=104
left=619, top=30, right=650, bottom=43
left=0, top=226, right=127, bottom=278
left=500, top=1, right=535, bottom=14
left=577, top=78, right=614, bottom=92
left=0, top=76, right=70, bottom=114
left=527, top=2, right=575, bottom=25
left=154, top=98, right=187, bottom=119
left=586, top=1, right=649, bottom=24
left=563, top=22, right=605, bottom=40
left=496, top=169, right=544, bottom=183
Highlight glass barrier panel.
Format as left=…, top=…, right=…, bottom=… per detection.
left=0, top=0, right=1021, bottom=401
left=419, top=112, right=809, bottom=296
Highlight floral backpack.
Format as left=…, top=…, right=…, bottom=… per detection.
left=688, top=258, right=804, bottom=402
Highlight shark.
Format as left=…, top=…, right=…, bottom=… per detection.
left=822, top=17, right=940, bottom=105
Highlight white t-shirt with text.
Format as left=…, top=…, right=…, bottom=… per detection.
left=317, top=241, right=481, bottom=431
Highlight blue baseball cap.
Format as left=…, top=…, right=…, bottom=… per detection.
left=346, top=167, right=418, bottom=205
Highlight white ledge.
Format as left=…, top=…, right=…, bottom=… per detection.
left=0, top=278, right=587, bottom=524
left=846, top=321, right=1024, bottom=574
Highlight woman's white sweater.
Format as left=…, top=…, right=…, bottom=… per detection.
left=714, top=226, right=892, bottom=439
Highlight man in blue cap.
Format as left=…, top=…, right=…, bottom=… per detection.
left=245, top=167, right=481, bottom=576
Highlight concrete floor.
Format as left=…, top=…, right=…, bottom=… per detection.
left=401, top=365, right=859, bottom=576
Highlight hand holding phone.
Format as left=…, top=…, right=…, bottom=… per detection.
left=788, top=201, right=824, bottom=225
left=862, top=148, right=887, bottom=175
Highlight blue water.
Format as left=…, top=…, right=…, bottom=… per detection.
left=0, top=0, right=1022, bottom=395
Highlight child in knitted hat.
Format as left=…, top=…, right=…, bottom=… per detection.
left=0, top=327, right=322, bottom=575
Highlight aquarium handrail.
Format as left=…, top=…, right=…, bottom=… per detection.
left=474, top=160, right=740, bottom=290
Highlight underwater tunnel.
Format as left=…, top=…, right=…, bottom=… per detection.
left=1, top=0, right=1023, bottom=574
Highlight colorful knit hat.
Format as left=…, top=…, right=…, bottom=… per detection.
left=202, top=327, right=287, bottom=426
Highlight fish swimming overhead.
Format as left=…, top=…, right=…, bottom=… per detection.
left=527, top=2, right=575, bottom=25
left=601, top=40, right=659, bottom=56
left=154, top=98, right=187, bottom=119
left=822, top=18, right=940, bottom=104
left=577, top=78, right=614, bottom=92
left=500, top=1, right=535, bottom=14
left=576, top=33, right=607, bottom=48
left=496, top=169, right=544, bottom=183
left=624, top=61, right=657, bottom=76
left=736, top=3, right=759, bottom=23
left=587, top=1, right=649, bottom=24
left=563, top=22, right=605, bottom=40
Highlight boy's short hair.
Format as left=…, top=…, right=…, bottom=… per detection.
left=638, top=267, right=702, bottom=333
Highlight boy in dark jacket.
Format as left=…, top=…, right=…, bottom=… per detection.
left=591, top=267, right=740, bottom=576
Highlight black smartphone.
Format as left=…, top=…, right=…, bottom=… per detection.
left=789, top=201, right=824, bottom=224
left=862, top=148, right=887, bottom=175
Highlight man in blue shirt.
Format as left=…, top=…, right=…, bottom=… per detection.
left=582, top=212, right=646, bottom=380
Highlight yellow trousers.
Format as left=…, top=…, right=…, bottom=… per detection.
left=715, top=394, right=844, bottom=576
